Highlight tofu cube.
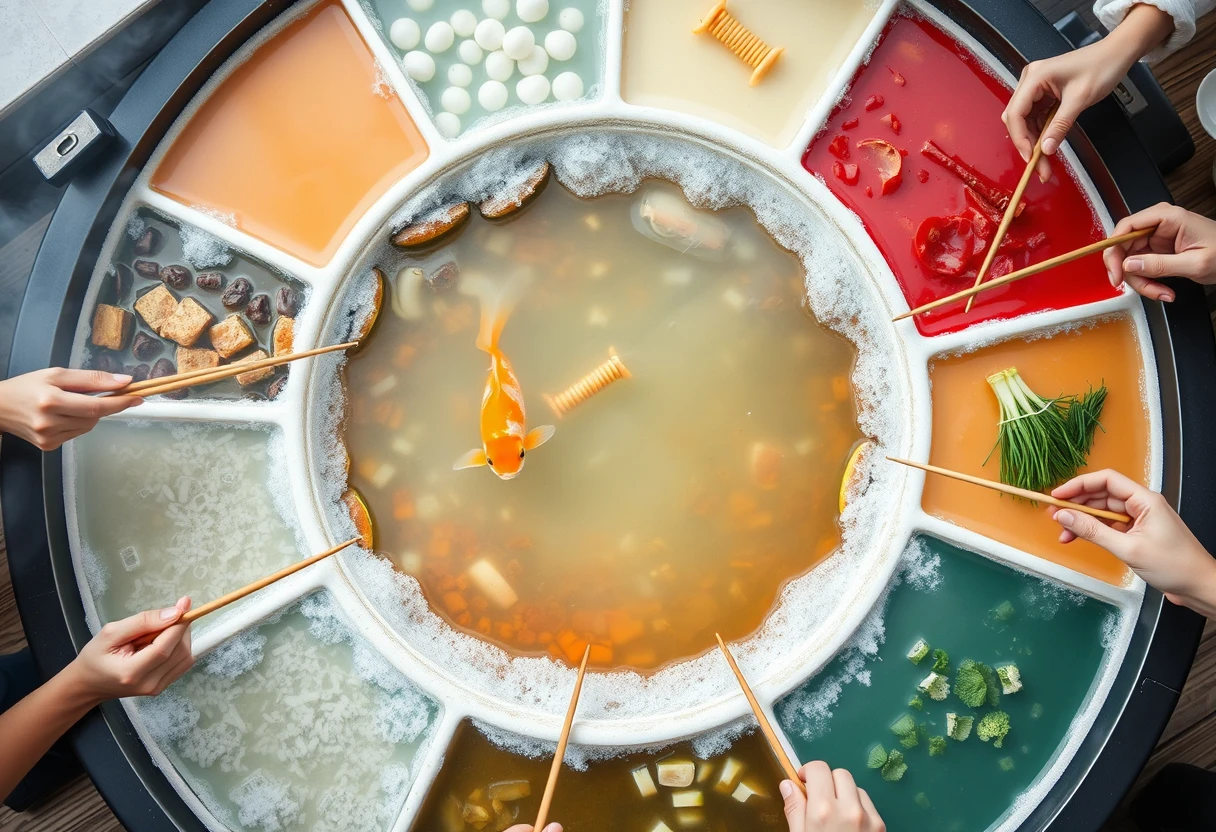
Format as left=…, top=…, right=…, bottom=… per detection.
left=176, top=347, right=220, bottom=374
left=674, top=809, right=706, bottom=829
left=695, top=761, right=714, bottom=784
left=648, top=823, right=674, bottom=832
left=656, top=758, right=696, bottom=788
left=272, top=315, right=294, bottom=357
left=90, top=304, right=133, bottom=351
left=713, top=757, right=743, bottom=793
left=232, top=349, right=274, bottom=386
left=160, top=297, right=213, bottom=346
left=731, top=778, right=767, bottom=803
left=208, top=314, right=254, bottom=358
left=467, top=559, right=518, bottom=609
left=632, top=766, right=658, bottom=798
left=134, top=285, right=179, bottom=335
left=487, top=780, right=531, bottom=802
left=671, top=790, right=703, bottom=808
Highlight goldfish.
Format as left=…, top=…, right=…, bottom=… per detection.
left=454, top=277, right=554, bottom=479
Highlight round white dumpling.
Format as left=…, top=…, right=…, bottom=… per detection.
left=558, top=7, right=584, bottom=32
left=478, top=80, right=509, bottom=111
left=441, top=86, right=472, bottom=114
left=517, top=44, right=549, bottom=76
left=544, top=29, right=576, bottom=61
left=425, top=21, right=455, bottom=52
left=482, top=0, right=510, bottom=20
left=389, top=18, right=421, bottom=50
left=516, top=0, right=549, bottom=23
left=448, top=63, right=474, bottom=87
left=458, top=39, right=483, bottom=64
left=435, top=112, right=461, bottom=138
left=407, top=0, right=433, bottom=10
left=403, top=51, right=436, bottom=82
left=551, top=70, right=584, bottom=101
left=484, top=49, right=515, bottom=81
left=450, top=9, right=478, bottom=37
left=516, top=74, right=551, bottom=105
left=502, top=26, right=536, bottom=61
left=474, top=18, right=505, bottom=51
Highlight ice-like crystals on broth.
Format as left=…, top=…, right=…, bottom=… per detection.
left=180, top=219, right=235, bottom=269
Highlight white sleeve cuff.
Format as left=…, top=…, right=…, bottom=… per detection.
left=1092, top=0, right=1213, bottom=63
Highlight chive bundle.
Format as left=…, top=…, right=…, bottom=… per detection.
left=984, top=367, right=1107, bottom=492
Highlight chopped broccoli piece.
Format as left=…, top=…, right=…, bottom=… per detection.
left=881, top=750, right=907, bottom=782
left=977, top=711, right=1011, bottom=748
left=914, top=792, right=931, bottom=809
left=890, top=714, right=920, bottom=749
left=954, top=660, right=988, bottom=708
left=929, top=736, right=947, bottom=756
left=992, top=601, right=1015, bottom=621
left=909, top=696, right=924, bottom=711
left=908, top=639, right=931, bottom=665
left=979, top=663, right=1001, bottom=707
left=918, top=672, right=950, bottom=701
left=932, top=649, right=950, bottom=673
left=867, top=744, right=888, bottom=769
left=996, top=664, right=1023, bottom=694
left=1030, top=703, right=1044, bottom=719
left=946, top=713, right=974, bottom=741
left=998, top=756, right=1015, bottom=772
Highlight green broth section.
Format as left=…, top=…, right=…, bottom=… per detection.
left=776, top=536, right=1117, bottom=832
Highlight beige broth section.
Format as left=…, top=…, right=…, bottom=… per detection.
left=343, top=180, right=861, bottom=670
left=622, top=0, right=878, bottom=147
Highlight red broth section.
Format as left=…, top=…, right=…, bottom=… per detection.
left=803, top=15, right=1119, bottom=337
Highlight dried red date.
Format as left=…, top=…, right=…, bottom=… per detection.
left=151, top=357, right=187, bottom=399
left=131, top=331, right=164, bottom=361
left=267, top=375, right=288, bottom=400
left=133, top=260, right=161, bottom=280
left=245, top=294, right=271, bottom=325
left=124, top=363, right=151, bottom=383
left=160, top=264, right=191, bottom=289
left=275, top=286, right=298, bottom=316
left=91, top=351, right=122, bottom=374
left=427, top=261, right=459, bottom=292
left=133, top=227, right=163, bottom=257
left=196, top=272, right=226, bottom=292
left=221, top=277, right=253, bottom=310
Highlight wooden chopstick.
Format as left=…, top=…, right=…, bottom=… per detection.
left=887, top=457, right=1132, bottom=523
left=111, top=341, right=357, bottom=398
left=893, top=227, right=1154, bottom=321
left=964, top=108, right=1055, bottom=314
left=715, top=634, right=806, bottom=795
left=533, top=645, right=591, bottom=832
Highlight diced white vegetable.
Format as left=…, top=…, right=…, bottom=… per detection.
left=671, top=790, right=703, bottom=808
left=657, top=758, right=696, bottom=788
left=674, top=808, right=706, bottom=828
left=370, top=463, right=396, bottom=489
left=648, top=822, right=674, bottom=832
left=732, top=778, right=767, bottom=803
left=632, top=765, right=657, bottom=798
left=695, top=761, right=713, bottom=784
left=369, top=374, right=398, bottom=397
left=467, top=559, right=518, bottom=609
left=713, top=757, right=743, bottom=793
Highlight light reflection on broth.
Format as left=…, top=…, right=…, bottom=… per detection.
left=344, top=180, right=860, bottom=670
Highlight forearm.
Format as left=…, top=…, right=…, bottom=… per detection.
left=1101, top=4, right=1178, bottom=68
left=0, top=664, right=98, bottom=802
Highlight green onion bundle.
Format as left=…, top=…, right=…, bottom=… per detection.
left=984, top=367, right=1107, bottom=492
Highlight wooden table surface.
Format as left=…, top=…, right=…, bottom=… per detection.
left=0, top=5, right=1213, bottom=832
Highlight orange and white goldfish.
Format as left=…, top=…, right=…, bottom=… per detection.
left=453, top=278, right=554, bottom=480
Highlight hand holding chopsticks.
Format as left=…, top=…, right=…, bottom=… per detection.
left=532, top=645, right=591, bottom=832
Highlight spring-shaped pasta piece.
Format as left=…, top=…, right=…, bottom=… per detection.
left=543, top=353, right=631, bottom=418
left=693, top=0, right=784, bottom=87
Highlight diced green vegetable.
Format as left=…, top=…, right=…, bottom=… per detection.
left=918, top=672, right=950, bottom=701
left=977, top=711, right=1011, bottom=748
left=881, top=750, right=907, bottom=782
left=914, top=792, right=931, bottom=809
left=929, top=736, right=946, bottom=756
left=978, top=663, right=1001, bottom=707
left=909, top=696, right=924, bottom=711
left=1030, top=703, right=1044, bottom=719
left=890, top=714, right=919, bottom=749
left=992, top=601, right=1015, bottom=621
left=953, top=660, right=988, bottom=708
left=946, top=713, right=974, bottom=741
left=907, top=639, right=931, bottom=665
left=867, top=744, right=889, bottom=769
left=998, top=757, right=1015, bottom=772
left=996, top=664, right=1022, bottom=694
left=932, top=649, right=949, bottom=673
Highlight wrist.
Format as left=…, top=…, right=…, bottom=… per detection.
left=56, top=659, right=108, bottom=712
left=1108, top=4, right=1176, bottom=64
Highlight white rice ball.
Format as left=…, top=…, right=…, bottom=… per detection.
left=544, top=29, right=576, bottom=61
left=478, top=80, right=509, bottom=111
left=448, top=63, right=473, bottom=87
left=403, top=51, right=436, bottom=82
left=558, top=7, right=584, bottom=32
left=485, top=49, right=515, bottom=81
left=458, top=39, right=483, bottom=64
left=441, top=86, right=472, bottom=114
left=389, top=18, right=420, bottom=50
left=516, top=0, right=549, bottom=23
left=502, top=26, right=536, bottom=61
left=482, top=0, right=510, bottom=19
left=407, top=0, right=433, bottom=10
left=450, top=9, right=478, bottom=37
left=474, top=18, right=505, bottom=51
left=551, top=70, right=583, bottom=101
left=424, top=21, right=455, bottom=52
left=435, top=112, right=461, bottom=138
left=517, top=44, right=549, bottom=75
left=516, top=74, right=551, bottom=105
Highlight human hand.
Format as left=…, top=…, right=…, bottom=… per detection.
left=781, top=762, right=885, bottom=832
left=63, top=598, right=194, bottom=705
left=1100, top=203, right=1216, bottom=301
left=0, top=368, right=142, bottom=451
left=505, top=825, right=561, bottom=832
left=1050, top=470, right=1216, bottom=615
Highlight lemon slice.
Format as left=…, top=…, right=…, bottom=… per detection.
left=342, top=487, right=375, bottom=550
left=839, top=440, right=874, bottom=514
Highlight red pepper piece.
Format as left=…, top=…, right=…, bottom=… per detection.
left=864, top=94, right=884, bottom=111
left=888, top=67, right=906, bottom=86
left=842, top=118, right=860, bottom=130
left=880, top=113, right=902, bottom=135
left=916, top=169, right=929, bottom=183
left=832, top=160, right=860, bottom=185
left=914, top=215, right=980, bottom=277
left=920, top=140, right=1025, bottom=216
left=1026, top=230, right=1048, bottom=249
left=828, top=135, right=850, bottom=160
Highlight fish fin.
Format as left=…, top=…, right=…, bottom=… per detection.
left=475, top=274, right=533, bottom=353
left=524, top=424, right=556, bottom=450
left=453, top=448, right=488, bottom=470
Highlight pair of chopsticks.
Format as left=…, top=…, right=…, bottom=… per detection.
left=106, top=341, right=357, bottom=398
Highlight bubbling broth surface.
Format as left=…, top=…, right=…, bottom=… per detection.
left=345, top=180, right=860, bottom=670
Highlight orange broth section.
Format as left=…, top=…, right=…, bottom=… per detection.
left=151, top=1, right=429, bottom=266
left=924, top=317, right=1149, bottom=585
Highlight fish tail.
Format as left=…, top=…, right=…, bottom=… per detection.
left=476, top=274, right=532, bottom=353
